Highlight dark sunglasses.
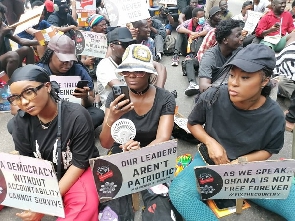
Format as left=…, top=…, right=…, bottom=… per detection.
left=112, top=41, right=132, bottom=49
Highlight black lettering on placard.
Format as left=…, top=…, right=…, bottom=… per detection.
left=223, top=171, right=235, bottom=176
left=64, top=82, right=76, bottom=88
left=238, top=170, right=252, bottom=175
left=8, top=182, right=60, bottom=196
left=224, top=177, right=256, bottom=184
left=0, top=161, right=5, bottom=169
left=260, top=177, right=269, bottom=182
left=13, top=174, right=46, bottom=187
left=272, top=175, right=292, bottom=182
left=248, top=185, right=289, bottom=191
left=8, top=192, right=32, bottom=202
left=34, top=196, right=63, bottom=208
left=224, top=186, right=245, bottom=191
left=6, top=162, right=54, bottom=177
left=60, top=89, right=74, bottom=96
left=122, top=158, right=137, bottom=167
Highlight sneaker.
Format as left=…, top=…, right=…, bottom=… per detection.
left=171, top=54, right=180, bottom=66
left=155, top=52, right=162, bottom=62
left=185, top=82, right=200, bottom=96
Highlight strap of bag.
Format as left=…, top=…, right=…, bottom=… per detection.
left=57, top=100, right=62, bottom=181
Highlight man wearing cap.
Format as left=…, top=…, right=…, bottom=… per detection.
left=205, top=0, right=222, bottom=18
left=38, top=34, right=104, bottom=129
left=256, top=0, right=295, bottom=53
left=183, top=6, right=222, bottom=96
left=96, top=27, right=168, bottom=109
left=47, top=0, right=77, bottom=39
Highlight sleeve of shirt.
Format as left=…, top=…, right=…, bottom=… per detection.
left=255, top=15, right=268, bottom=37
left=176, top=19, right=190, bottom=31
left=160, top=90, right=176, bottom=115
left=198, top=49, right=216, bottom=79
left=47, top=14, right=59, bottom=26
left=287, top=14, right=295, bottom=33
left=96, top=59, right=118, bottom=88
left=197, top=29, right=216, bottom=62
left=105, top=91, right=115, bottom=108
left=76, top=65, right=94, bottom=90
left=69, top=15, right=78, bottom=26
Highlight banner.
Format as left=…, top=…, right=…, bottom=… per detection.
left=0, top=153, right=64, bottom=217
left=195, top=160, right=295, bottom=200
left=90, top=140, right=177, bottom=202
left=0, top=72, right=10, bottom=112
left=49, top=75, right=81, bottom=103
left=104, top=0, right=151, bottom=27
left=243, top=11, right=263, bottom=34
left=75, top=30, right=108, bottom=58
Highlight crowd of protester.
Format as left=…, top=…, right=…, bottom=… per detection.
left=2, top=0, right=295, bottom=220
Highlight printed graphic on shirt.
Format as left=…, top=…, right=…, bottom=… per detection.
left=0, top=168, right=7, bottom=204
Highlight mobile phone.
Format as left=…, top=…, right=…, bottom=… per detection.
left=74, top=80, right=88, bottom=93
left=213, top=199, right=245, bottom=210
left=275, top=22, right=280, bottom=27
left=112, top=85, right=130, bottom=107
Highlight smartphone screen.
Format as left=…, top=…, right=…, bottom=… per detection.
left=74, top=80, right=88, bottom=93
left=112, top=85, right=130, bottom=107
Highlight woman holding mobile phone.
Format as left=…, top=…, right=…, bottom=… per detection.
left=8, top=65, right=100, bottom=221
left=99, top=44, right=175, bottom=153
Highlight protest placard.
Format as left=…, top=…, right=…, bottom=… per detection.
left=195, top=160, right=295, bottom=200
left=90, top=140, right=177, bottom=202
left=104, top=0, right=151, bottom=27
left=11, top=5, right=44, bottom=35
left=0, top=72, right=10, bottom=112
left=75, top=30, right=108, bottom=58
left=76, top=0, right=96, bottom=13
left=243, top=11, right=263, bottom=34
left=49, top=75, right=81, bottom=103
left=34, top=27, right=62, bottom=46
left=159, top=0, right=177, bottom=5
left=0, top=153, right=64, bottom=217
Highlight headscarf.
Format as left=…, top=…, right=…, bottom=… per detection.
left=86, top=14, right=104, bottom=28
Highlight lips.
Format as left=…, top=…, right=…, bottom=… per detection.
left=26, top=106, right=35, bottom=112
left=228, top=89, right=238, bottom=96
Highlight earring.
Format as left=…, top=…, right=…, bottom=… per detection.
left=261, top=86, right=264, bottom=89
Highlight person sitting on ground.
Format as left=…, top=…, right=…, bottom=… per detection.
left=47, top=0, right=77, bottom=39
left=153, top=6, right=175, bottom=35
left=8, top=64, right=99, bottom=221
left=288, top=0, right=295, bottom=21
left=177, top=0, right=191, bottom=13
left=205, top=0, right=222, bottom=18
left=0, top=4, right=39, bottom=78
left=182, top=6, right=222, bottom=96
left=96, top=27, right=168, bottom=109
left=232, top=0, right=254, bottom=22
left=80, top=14, right=107, bottom=80
left=256, top=0, right=295, bottom=53
left=219, top=0, right=233, bottom=20
left=169, top=44, right=290, bottom=221
left=179, top=0, right=200, bottom=24
left=37, top=34, right=105, bottom=129
left=132, top=19, right=156, bottom=59
left=198, top=19, right=243, bottom=93
left=253, top=0, right=271, bottom=12
left=171, top=8, right=211, bottom=66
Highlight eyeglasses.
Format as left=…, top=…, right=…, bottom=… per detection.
left=54, top=53, right=74, bottom=66
left=112, top=41, right=132, bottom=49
left=120, top=72, right=146, bottom=78
left=7, top=84, right=45, bottom=106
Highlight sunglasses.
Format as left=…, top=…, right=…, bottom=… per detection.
left=120, top=72, right=146, bottom=78
left=112, top=41, right=132, bottom=49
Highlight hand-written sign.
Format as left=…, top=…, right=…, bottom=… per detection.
left=75, top=30, right=108, bottom=58
left=90, top=140, right=177, bottom=202
left=159, top=0, right=177, bottom=5
left=243, top=10, right=263, bottom=34
left=104, top=0, right=151, bottom=27
left=76, top=0, right=96, bottom=14
left=49, top=75, right=81, bottom=104
left=195, top=160, right=295, bottom=200
left=0, top=153, right=64, bottom=218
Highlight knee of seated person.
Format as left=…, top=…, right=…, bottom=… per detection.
left=6, top=51, right=19, bottom=62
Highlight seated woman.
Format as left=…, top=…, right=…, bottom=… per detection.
left=8, top=64, right=99, bottom=221
left=169, top=44, right=294, bottom=221
left=99, top=44, right=175, bottom=154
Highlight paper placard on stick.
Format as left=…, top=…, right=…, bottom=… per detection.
left=35, top=27, right=62, bottom=46
left=159, top=0, right=177, bottom=5
left=243, top=11, right=263, bottom=34
left=90, top=140, right=177, bottom=202
left=49, top=75, right=81, bottom=103
left=195, top=160, right=295, bottom=200
left=75, top=30, right=107, bottom=58
left=11, top=5, right=44, bottom=35
left=104, top=0, right=151, bottom=27
left=0, top=153, right=65, bottom=218
left=77, top=12, right=89, bottom=27
left=76, top=0, right=96, bottom=14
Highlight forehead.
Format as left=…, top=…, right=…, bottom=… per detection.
left=245, top=4, right=254, bottom=9
left=220, top=1, right=228, bottom=6
left=229, top=27, right=242, bottom=35
left=191, top=0, right=198, bottom=3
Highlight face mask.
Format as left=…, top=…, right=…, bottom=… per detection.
left=198, top=17, right=205, bottom=25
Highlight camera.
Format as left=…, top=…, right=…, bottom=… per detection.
left=161, top=6, right=170, bottom=15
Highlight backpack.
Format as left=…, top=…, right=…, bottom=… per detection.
left=164, top=35, right=176, bottom=55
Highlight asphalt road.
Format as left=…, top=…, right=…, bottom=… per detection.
left=0, top=0, right=292, bottom=220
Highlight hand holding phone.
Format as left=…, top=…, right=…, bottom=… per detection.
left=112, top=85, right=130, bottom=108
left=74, top=80, right=88, bottom=93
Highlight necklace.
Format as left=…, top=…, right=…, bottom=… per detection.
left=130, top=85, right=150, bottom=95
left=38, top=106, right=58, bottom=130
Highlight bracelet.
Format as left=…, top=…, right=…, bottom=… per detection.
left=106, top=119, right=112, bottom=128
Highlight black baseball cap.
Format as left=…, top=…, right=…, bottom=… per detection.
left=242, top=1, right=253, bottom=8
left=209, top=6, right=222, bottom=18
left=227, top=44, right=276, bottom=72
left=107, top=27, right=136, bottom=43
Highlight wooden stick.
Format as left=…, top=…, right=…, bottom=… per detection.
left=236, top=199, right=243, bottom=214
left=8, top=14, right=41, bottom=28
left=132, top=192, right=140, bottom=211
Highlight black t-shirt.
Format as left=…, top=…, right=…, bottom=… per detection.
left=12, top=101, right=99, bottom=177
left=188, top=85, right=285, bottom=160
left=182, top=6, right=194, bottom=20
left=105, top=87, right=176, bottom=154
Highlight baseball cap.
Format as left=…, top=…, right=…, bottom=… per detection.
left=242, top=1, right=253, bottom=8
left=45, top=0, right=54, bottom=12
left=48, top=34, right=77, bottom=62
left=227, top=44, right=276, bottom=72
left=107, top=27, right=136, bottom=43
left=209, top=6, right=221, bottom=18
left=116, top=44, right=157, bottom=75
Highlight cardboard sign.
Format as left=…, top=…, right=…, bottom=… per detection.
left=35, top=27, right=62, bottom=46
left=0, top=153, right=64, bottom=217
left=0, top=72, right=10, bottom=112
left=243, top=10, right=263, bottom=34
left=12, top=5, right=44, bottom=35
left=104, top=0, right=151, bottom=27
left=195, top=160, right=295, bottom=200
left=75, top=30, right=108, bottom=58
left=77, top=12, right=89, bottom=27
left=49, top=75, right=81, bottom=103
left=159, top=0, right=177, bottom=5
left=76, top=0, right=96, bottom=13
left=90, top=140, right=177, bottom=202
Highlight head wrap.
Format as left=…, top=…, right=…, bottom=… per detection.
left=87, top=14, right=104, bottom=28
left=8, top=65, right=50, bottom=85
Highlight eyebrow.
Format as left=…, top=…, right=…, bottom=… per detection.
left=11, top=85, right=38, bottom=95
